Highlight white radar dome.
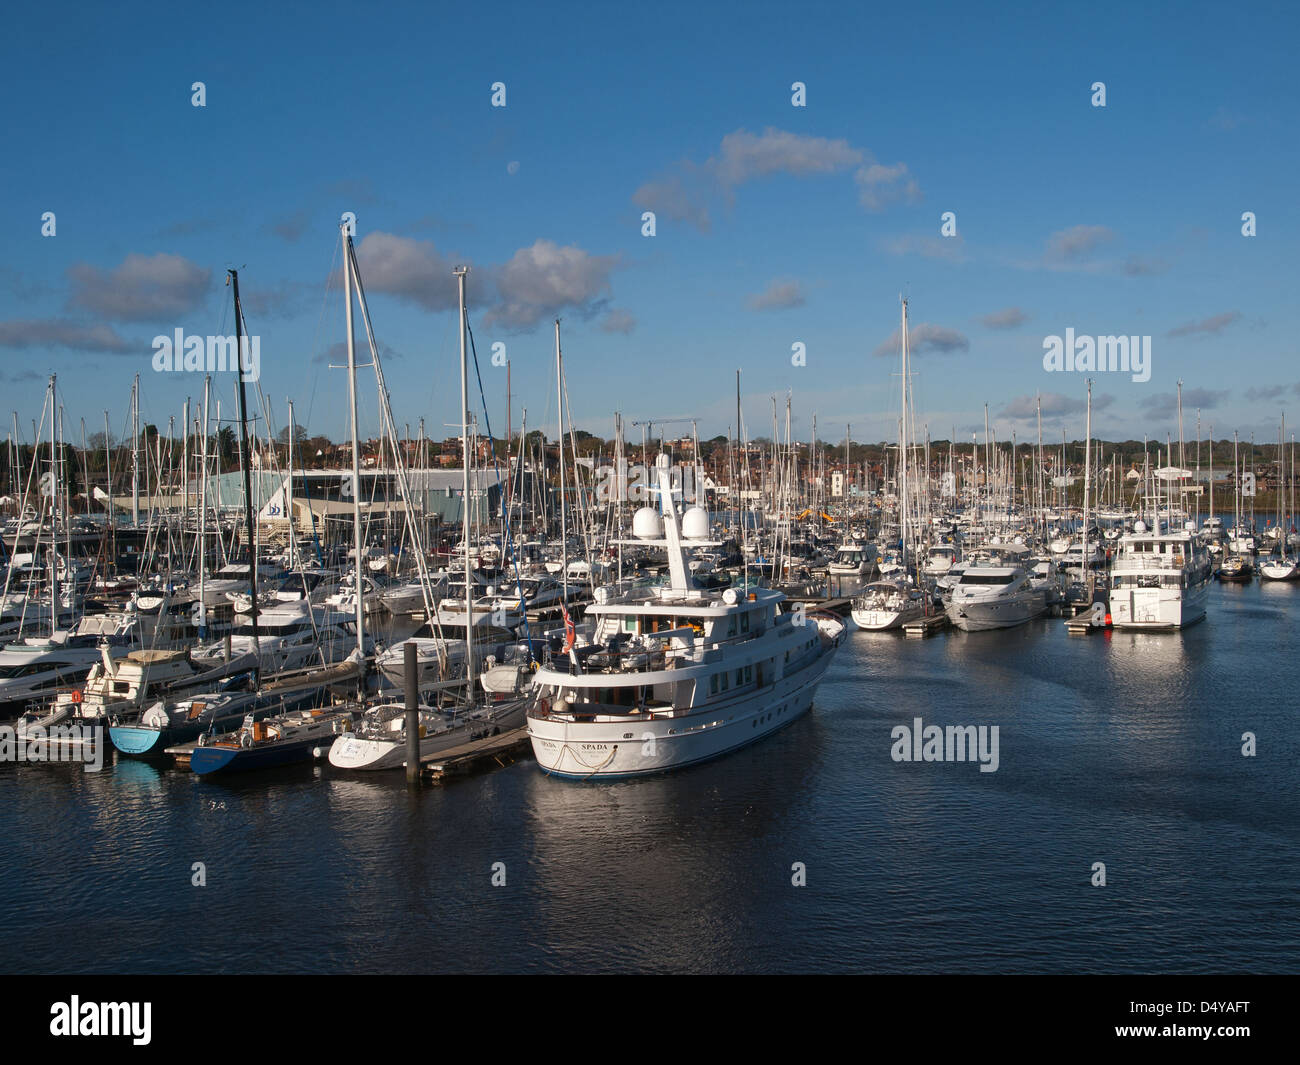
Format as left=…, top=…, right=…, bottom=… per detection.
left=681, top=506, right=710, bottom=540
left=632, top=507, right=663, bottom=540
left=1134, top=520, right=1148, bottom=534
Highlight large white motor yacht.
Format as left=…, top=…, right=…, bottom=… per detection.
left=525, top=467, right=846, bottom=779
left=1109, top=520, right=1212, bottom=629
left=944, top=544, right=1050, bottom=631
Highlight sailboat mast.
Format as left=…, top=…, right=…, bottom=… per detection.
left=555, top=319, right=568, bottom=608
left=457, top=267, right=474, bottom=682
left=1082, top=379, right=1092, bottom=597
left=198, top=376, right=209, bottom=634
left=286, top=398, right=296, bottom=569
left=899, top=298, right=909, bottom=570
left=131, top=374, right=140, bottom=528
left=228, top=270, right=261, bottom=665
left=47, top=376, right=58, bottom=634
left=342, top=238, right=366, bottom=659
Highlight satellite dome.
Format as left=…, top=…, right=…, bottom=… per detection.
left=632, top=507, right=663, bottom=540
left=681, top=506, right=710, bottom=540
left=1134, top=520, right=1148, bottom=534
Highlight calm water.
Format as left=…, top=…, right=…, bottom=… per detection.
left=2, top=580, right=1297, bottom=974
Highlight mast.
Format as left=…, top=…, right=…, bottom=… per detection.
left=131, top=374, right=140, bottom=528
left=1036, top=395, right=1043, bottom=544
left=555, top=318, right=568, bottom=610
left=1082, top=379, right=1092, bottom=598
left=228, top=270, right=261, bottom=668
left=1233, top=430, right=1240, bottom=540
left=80, top=418, right=90, bottom=519
left=286, top=398, right=296, bottom=569
left=457, top=266, right=475, bottom=682
left=47, top=376, right=58, bottom=635
left=180, top=400, right=189, bottom=523
left=343, top=236, right=366, bottom=660
left=198, top=376, right=210, bottom=635
left=899, top=298, right=910, bottom=571
left=1195, top=408, right=1201, bottom=527
left=1208, top=424, right=1214, bottom=526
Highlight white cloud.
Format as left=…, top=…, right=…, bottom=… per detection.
left=748, top=279, right=805, bottom=311
left=633, top=127, right=919, bottom=231
left=488, top=239, right=620, bottom=330
left=1167, top=311, right=1241, bottom=338
left=68, top=252, right=211, bottom=321
left=980, top=307, right=1028, bottom=330
left=872, top=322, right=969, bottom=356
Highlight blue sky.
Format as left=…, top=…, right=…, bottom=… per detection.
left=2, top=0, right=1296, bottom=453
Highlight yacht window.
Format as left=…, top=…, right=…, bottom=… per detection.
left=710, top=674, right=718, bottom=695
left=741, top=612, right=750, bottom=633
left=960, top=573, right=1016, bottom=585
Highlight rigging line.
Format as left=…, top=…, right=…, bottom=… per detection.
left=302, top=235, right=342, bottom=440
left=464, top=317, right=534, bottom=657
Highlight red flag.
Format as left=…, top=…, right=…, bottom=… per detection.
left=563, top=605, right=575, bottom=652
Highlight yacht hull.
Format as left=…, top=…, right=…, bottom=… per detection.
left=1110, top=582, right=1209, bottom=630
left=527, top=649, right=837, bottom=779
left=946, top=592, right=1048, bottom=631
left=850, top=606, right=925, bottom=631
left=1259, top=561, right=1299, bottom=581
left=190, top=732, right=324, bottom=774
left=328, top=700, right=528, bottom=770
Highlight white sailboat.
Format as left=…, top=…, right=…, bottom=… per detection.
left=330, top=263, right=527, bottom=771
left=850, top=578, right=927, bottom=631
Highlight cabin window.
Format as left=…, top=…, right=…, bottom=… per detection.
left=744, top=665, right=752, bottom=683
left=741, top=612, right=750, bottom=633
left=710, top=674, right=718, bottom=695
left=623, top=615, right=637, bottom=633
left=720, top=672, right=729, bottom=691
left=727, top=615, right=737, bottom=636
left=735, top=669, right=743, bottom=686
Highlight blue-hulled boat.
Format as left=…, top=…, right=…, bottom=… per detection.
left=189, top=704, right=358, bottom=775
left=109, top=673, right=324, bottom=757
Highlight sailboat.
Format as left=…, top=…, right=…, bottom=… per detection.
left=1218, top=432, right=1254, bottom=582
left=189, top=261, right=360, bottom=776
left=852, top=298, right=928, bottom=632
left=329, top=263, right=529, bottom=772
left=1260, top=421, right=1297, bottom=580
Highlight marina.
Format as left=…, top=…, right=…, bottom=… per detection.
left=2, top=575, right=1296, bottom=975
left=2, top=266, right=1298, bottom=975
left=2, top=1, right=1296, bottom=1001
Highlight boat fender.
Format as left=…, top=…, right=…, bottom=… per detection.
left=110, top=714, right=121, bottom=727
left=240, top=731, right=253, bottom=748
left=197, top=732, right=208, bottom=747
